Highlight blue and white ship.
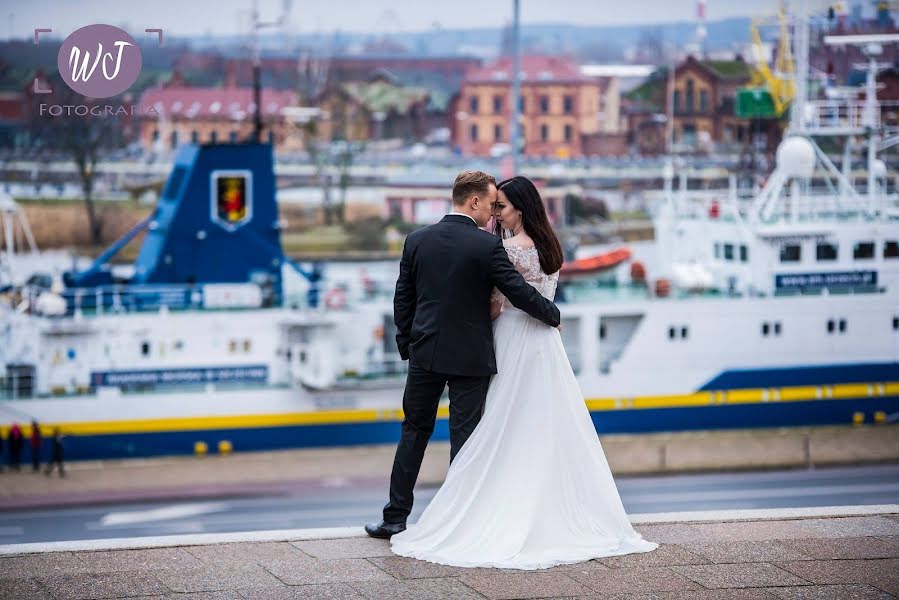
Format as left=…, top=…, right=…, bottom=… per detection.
left=1, top=31, right=897, bottom=460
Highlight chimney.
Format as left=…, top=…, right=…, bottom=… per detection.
left=166, top=69, right=186, bottom=88
left=224, top=61, right=237, bottom=88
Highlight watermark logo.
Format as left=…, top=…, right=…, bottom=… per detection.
left=56, top=24, right=142, bottom=98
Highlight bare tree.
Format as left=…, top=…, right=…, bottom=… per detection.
left=28, top=74, right=128, bottom=245
left=295, top=46, right=337, bottom=225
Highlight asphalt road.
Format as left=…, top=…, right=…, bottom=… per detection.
left=2, top=464, right=898, bottom=545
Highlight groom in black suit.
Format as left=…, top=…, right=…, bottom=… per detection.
left=366, top=170, right=561, bottom=538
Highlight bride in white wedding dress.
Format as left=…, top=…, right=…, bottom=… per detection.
left=390, top=176, right=657, bottom=570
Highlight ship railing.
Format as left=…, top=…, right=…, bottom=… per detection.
left=803, top=100, right=877, bottom=131
left=0, top=379, right=291, bottom=401
left=670, top=187, right=898, bottom=225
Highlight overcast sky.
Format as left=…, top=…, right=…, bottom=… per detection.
left=3, top=0, right=838, bottom=39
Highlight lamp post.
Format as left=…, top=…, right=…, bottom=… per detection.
left=510, top=0, right=521, bottom=175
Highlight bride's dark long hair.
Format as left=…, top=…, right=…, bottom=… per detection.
left=494, top=176, right=564, bottom=274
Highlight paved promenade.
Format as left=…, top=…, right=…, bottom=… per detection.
left=2, top=507, right=898, bottom=599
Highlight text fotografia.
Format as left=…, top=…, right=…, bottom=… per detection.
left=39, top=103, right=159, bottom=117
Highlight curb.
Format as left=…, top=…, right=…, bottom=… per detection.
left=3, top=504, right=897, bottom=556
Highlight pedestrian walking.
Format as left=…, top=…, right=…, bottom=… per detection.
left=30, top=419, right=43, bottom=472
left=9, top=423, right=23, bottom=471
left=45, top=428, right=65, bottom=478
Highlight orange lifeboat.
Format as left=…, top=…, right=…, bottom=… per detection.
left=559, top=247, right=631, bottom=282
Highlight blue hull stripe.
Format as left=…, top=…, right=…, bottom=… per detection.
left=699, top=362, right=899, bottom=390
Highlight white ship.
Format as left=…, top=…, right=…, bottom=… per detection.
left=0, top=27, right=897, bottom=460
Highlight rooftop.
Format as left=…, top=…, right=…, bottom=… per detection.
left=464, top=55, right=589, bottom=85
left=140, top=86, right=298, bottom=120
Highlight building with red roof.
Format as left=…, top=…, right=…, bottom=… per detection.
left=138, top=71, right=298, bottom=154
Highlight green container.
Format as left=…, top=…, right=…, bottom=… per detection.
left=736, top=87, right=777, bottom=118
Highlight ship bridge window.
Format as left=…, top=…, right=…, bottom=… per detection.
left=827, top=318, right=848, bottom=335
left=853, top=242, right=875, bottom=260
left=816, top=242, right=838, bottom=262
left=723, top=243, right=734, bottom=261
left=780, top=244, right=801, bottom=263
left=668, top=325, right=688, bottom=340
left=740, top=244, right=749, bottom=262
left=885, top=241, right=899, bottom=259
left=761, top=321, right=782, bottom=337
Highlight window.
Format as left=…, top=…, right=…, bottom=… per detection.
left=540, top=124, right=548, bottom=142
left=885, top=241, right=899, bottom=258
left=229, top=130, right=238, bottom=143
left=893, top=316, right=898, bottom=330
left=141, top=341, right=151, bottom=357
left=685, top=79, right=695, bottom=111
left=519, top=96, right=525, bottom=113
left=494, top=124, right=502, bottom=141
left=668, top=326, right=676, bottom=340
left=210, top=131, right=218, bottom=143
left=723, top=243, right=734, bottom=261
left=493, top=95, right=503, bottom=114
left=268, top=130, right=275, bottom=144
left=682, top=123, right=696, bottom=146
left=700, top=89, right=709, bottom=112
left=827, top=318, right=847, bottom=335
left=673, top=90, right=681, bottom=112
left=563, top=95, right=574, bottom=114
left=714, top=242, right=721, bottom=259
left=780, top=244, right=801, bottom=263
left=761, top=322, right=770, bottom=336
left=680, top=326, right=688, bottom=339
left=599, top=323, right=607, bottom=339
left=740, top=244, right=749, bottom=262
left=470, top=124, right=478, bottom=142
left=774, top=322, right=781, bottom=335
left=539, top=95, right=549, bottom=114
left=170, top=131, right=178, bottom=149
left=469, top=96, right=479, bottom=114
left=190, top=130, right=199, bottom=143
left=816, top=242, right=838, bottom=261
left=564, top=124, right=573, bottom=143
left=151, top=129, right=159, bottom=141
left=853, top=241, right=875, bottom=260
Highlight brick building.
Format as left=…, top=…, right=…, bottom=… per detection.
left=138, top=72, right=297, bottom=154
left=452, top=56, right=602, bottom=158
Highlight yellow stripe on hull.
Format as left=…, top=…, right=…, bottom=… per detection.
left=4, top=381, right=897, bottom=437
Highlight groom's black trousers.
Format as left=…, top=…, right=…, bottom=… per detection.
left=383, top=362, right=490, bottom=524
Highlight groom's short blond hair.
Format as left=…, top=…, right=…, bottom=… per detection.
left=452, top=170, right=496, bottom=206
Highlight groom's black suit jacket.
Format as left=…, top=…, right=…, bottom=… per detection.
left=394, top=214, right=561, bottom=376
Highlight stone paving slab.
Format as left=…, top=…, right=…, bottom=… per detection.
left=2, top=514, right=899, bottom=599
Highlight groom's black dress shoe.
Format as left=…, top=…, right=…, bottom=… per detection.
left=365, top=520, right=406, bottom=538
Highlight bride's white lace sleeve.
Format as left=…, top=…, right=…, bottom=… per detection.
left=492, top=243, right=559, bottom=314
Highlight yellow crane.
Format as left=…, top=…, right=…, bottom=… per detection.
left=739, top=6, right=796, bottom=118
